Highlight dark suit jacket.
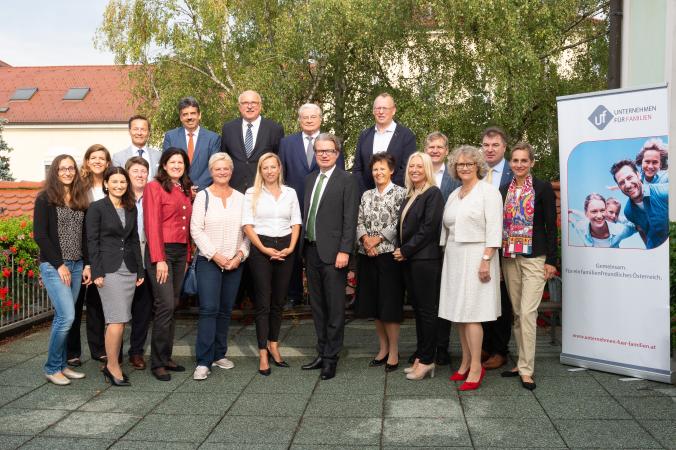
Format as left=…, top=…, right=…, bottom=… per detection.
left=352, top=123, right=416, bottom=193
left=162, top=126, right=222, bottom=189
left=86, top=197, right=144, bottom=280
left=279, top=132, right=345, bottom=212
left=221, top=117, right=285, bottom=193
left=439, top=168, right=462, bottom=203
left=497, top=159, right=514, bottom=189
left=398, top=186, right=444, bottom=260
left=499, top=177, right=558, bottom=266
left=303, top=168, right=359, bottom=265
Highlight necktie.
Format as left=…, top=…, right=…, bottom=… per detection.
left=305, top=136, right=314, bottom=167
left=137, top=148, right=144, bottom=158
left=306, top=174, right=326, bottom=242
left=245, top=123, right=254, bottom=157
left=187, top=132, right=195, bottom=162
left=486, top=168, right=493, bottom=183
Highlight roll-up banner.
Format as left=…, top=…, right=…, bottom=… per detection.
left=556, top=84, right=672, bottom=384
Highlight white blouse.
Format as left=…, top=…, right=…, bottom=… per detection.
left=190, top=187, right=250, bottom=260
left=242, top=185, right=302, bottom=237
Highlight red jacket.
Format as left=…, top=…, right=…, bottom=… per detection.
left=143, top=181, right=192, bottom=263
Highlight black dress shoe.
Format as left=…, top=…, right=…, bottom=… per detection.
left=152, top=367, right=171, bottom=381
left=521, top=377, right=536, bottom=390
left=301, top=356, right=323, bottom=370
left=258, top=367, right=271, bottom=376
left=501, top=370, right=520, bottom=378
left=407, top=352, right=417, bottom=364
left=267, top=349, right=290, bottom=368
left=435, top=349, right=451, bottom=366
left=368, top=354, right=388, bottom=367
left=165, top=361, right=186, bottom=372
left=320, top=361, right=336, bottom=380
left=385, top=362, right=399, bottom=372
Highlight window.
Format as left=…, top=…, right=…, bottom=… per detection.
left=63, top=87, right=90, bottom=100
left=10, top=88, right=37, bottom=100
left=0, top=107, right=8, bottom=113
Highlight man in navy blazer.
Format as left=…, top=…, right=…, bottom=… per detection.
left=113, top=115, right=162, bottom=178
left=279, top=104, right=344, bottom=307
left=352, top=93, right=416, bottom=194
left=424, top=131, right=461, bottom=366
left=480, top=126, right=514, bottom=371
left=162, top=97, right=221, bottom=190
left=220, top=90, right=284, bottom=193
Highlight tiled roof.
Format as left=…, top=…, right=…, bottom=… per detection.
left=0, top=181, right=42, bottom=218
left=0, top=65, right=137, bottom=124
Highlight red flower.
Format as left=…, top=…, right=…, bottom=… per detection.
left=2, top=268, right=10, bottom=278
left=27, top=269, right=34, bottom=278
left=0, top=236, right=6, bottom=242
left=20, top=220, right=27, bottom=229
left=29, top=232, right=34, bottom=239
left=0, top=287, right=7, bottom=299
left=2, top=300, right=10, bottom=307
left=13, top=303, right=19, bottom=311
left=9, top=247, right=17, bottom=254
left=19, top=259, right=25, bottom=265
left=17, top=267, right=24, bottom=274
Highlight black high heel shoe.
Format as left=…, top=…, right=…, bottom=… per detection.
left=368, top=353, right=389, bottom=367
left=267, top=349, right=290, bottom=368
left=102, top=366, right=131, bottom=387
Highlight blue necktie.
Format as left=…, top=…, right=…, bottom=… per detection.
left=245, top=123, right=254, bottom=157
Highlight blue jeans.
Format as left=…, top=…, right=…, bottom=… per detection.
left=40, top=260, right=83, bottom=375
left=195, top=256, right=242, bottom=366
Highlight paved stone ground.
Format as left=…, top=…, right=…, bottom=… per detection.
left=0, top=318, right=674, bottom=449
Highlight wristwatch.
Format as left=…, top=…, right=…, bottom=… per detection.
left=481, top=255, right=490, bottom=261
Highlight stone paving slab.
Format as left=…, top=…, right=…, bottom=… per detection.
left=0, top=318, right=673, bottom=449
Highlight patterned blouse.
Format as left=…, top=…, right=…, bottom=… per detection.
left=356, top=183, right=407, bottom=255
left=56, top=206, right=85, bottom=261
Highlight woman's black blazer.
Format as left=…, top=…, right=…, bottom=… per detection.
left=499, top=177, right=558, bottom=266
left=398, top=186, right=444, bottom=260
left=86, top=197, right=144, bottom=280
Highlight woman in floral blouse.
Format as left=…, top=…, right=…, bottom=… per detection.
left=355, top=153, right=407, bottom=372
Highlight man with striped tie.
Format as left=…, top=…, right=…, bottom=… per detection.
left=220, top=90, right=285, bottom=193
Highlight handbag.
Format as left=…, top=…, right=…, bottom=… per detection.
left=181, top=189, right=209, bottom=296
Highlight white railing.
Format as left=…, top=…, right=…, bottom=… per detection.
left=0, top=255, right=52, bottom=334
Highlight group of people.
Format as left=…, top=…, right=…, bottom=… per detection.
left=569, top=138, right=669, bottom=249
left=34, top=90, right=558, bottom=392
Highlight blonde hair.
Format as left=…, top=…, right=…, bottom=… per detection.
left=208, top=152, right=233, bottom=172
left=448, top=145, right=489, bottom=180
left=251, top=152, right=284, bottom=216
left=404, top=152, right=436, bottom=197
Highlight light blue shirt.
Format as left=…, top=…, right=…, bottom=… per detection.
left=641, top=169, right=669, bottom=184
left=569, top=219, right=637, bottom=248
left=623, top=182, right=669, bottom=249
left=488, top=158, right=506, bottom=190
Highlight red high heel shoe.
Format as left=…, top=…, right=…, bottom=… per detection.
left=458, top=367, right=486, bottom=391
left=449, top=369, right=469, bottom=381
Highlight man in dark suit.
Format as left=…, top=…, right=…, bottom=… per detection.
left=162, top=97, right=221, bottom=190
left=480, top=126, right=514, bottom=370
left=352, top=93, right=416, bottom=194
left=300, top=133, right=359, bottom=380
left=220, top=90, right=284, bottom=193
left=279, top=104, right=344, bottom=308
left=424, top=132, right=461, bottom=366
left=112, top=115, right=163, bottom=178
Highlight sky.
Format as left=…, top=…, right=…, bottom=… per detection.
left=0, top=0, right=115, bottom=66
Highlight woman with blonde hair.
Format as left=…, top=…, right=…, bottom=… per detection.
left=243, top=152, right=302, bottom=375
left=67, top=144, right=112, bottom=366
left=438, top=145, right=503, bottom=391
left=393, top=152, right=444, bottom=381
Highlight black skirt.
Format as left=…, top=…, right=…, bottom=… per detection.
left=355, top=252, right=405, bottom=322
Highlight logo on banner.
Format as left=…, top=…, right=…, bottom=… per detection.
left=588, top=105, right=613, bottom=130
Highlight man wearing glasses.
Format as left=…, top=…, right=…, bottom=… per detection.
left=301, top=134, right=359, bottom=380
left=352, top=93, right=416, bottom=194
left=220, top=90, right=285, bottom=193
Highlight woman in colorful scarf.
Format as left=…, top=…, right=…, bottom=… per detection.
left=499, top=142, right=558, bottom=390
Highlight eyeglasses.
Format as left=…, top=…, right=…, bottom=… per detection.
left=315, top=149, right=338, bottom=155
left=455, top=162, right=476, bottom=169
left=239, top=101, right=260, bottom=107
left=300, top=115, right=319, bottom=120
left=58, top=167, right=77, bottom=174
left=373, top=107, right=393, bottom=112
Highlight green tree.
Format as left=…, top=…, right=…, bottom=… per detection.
left=0, top=120, right=15, bottom=181
left=97, top=0, right=608, bottom=178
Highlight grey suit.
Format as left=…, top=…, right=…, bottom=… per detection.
left=303, top=167, right=359, bottom=361
left=112, top=146, right=162, bottom=178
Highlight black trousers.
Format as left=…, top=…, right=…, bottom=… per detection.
left=248, top=235, right=295, bottom=349
left=481, top=279, right=513, bottom=356
left=436, top=318, right=451, bottom=352
left=128, top=269, right=153, bottom=357
left=287, top=244, right=305, bottom=302
left=146, top=244, right=187, bottom=370
left=67, top=283, right=105, bottom=360
left=305, top=243, right=346, bottom=362
left=403, top=258, right=441, bottom=365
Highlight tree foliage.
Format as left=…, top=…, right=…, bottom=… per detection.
left=0, top=120, right=15, bottom=181
left=97, top=0, right=609, bottom=179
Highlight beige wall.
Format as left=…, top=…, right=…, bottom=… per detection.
left=3, top=124, right=131, bottom=181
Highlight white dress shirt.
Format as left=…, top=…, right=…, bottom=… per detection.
left=434, top=164, right=445, bottom=188
left=488, top=158, right=506, bottom=189
left=372, top=121, right=397, bottom=155
left=241, top=115, right=262, bottom=148
left=242, top=185, right=302, bottom=237
left=184, top=126, right=200, bottom=147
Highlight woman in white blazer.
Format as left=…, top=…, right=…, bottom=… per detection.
left=438, top=145, right=503, bottom=391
